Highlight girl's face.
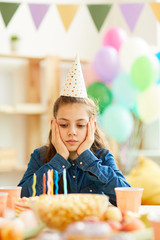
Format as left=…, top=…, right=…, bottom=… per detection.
left=56, top=103, right=90, bottom=153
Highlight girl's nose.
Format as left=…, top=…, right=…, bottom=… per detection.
left=68, top=125, right=77, bottom=136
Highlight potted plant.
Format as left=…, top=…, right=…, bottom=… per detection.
left=10, top=34, right=20, bottom=52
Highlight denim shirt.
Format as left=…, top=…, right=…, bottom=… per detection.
left=18, top=146, right=131, bottom=206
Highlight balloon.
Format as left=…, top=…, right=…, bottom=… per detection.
left=155, top=52, right=160, bottom=84
left=87, top=82, right=112, bottom=113
left=137, top=85, right=160, bottom=123
left=93, top=47, right=119, bottom=83
left=132, top=103, right=140, bottom=119
left=119, top=37, right=150, bottom=72
left=101, top=104, right=134, bottom=143
left=102, top=27, right=128, bottom=52
left=83, top=63, right=99, bottom=87
left=112, top=73, right=139, bottom=109
left=131, top=55, right=159, bottom=91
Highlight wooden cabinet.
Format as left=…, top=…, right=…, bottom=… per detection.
left=0, top=54, right=60, bottom=173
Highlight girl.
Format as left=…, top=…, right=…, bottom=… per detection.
left=18, top=95, right=131, bottom=206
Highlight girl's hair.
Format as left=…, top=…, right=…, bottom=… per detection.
left=43, top=96, right=109, bottom=193
left=44, top=96, right=108, bottom=164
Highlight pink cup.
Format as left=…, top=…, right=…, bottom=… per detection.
left=0, top=192, right=8, bottom=217
left=0, top=186, right=22, bottom=210
left=115, top=187, right=143, bottom=213
left=148, top=214, right=160, bottom=240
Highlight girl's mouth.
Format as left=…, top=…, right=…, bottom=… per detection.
left=66, top=140, right=78, bottom=144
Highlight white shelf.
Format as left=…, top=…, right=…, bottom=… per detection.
left=138, top=149, right=160, bottom=157
left=0, top=166, right=27, bottom=173
left=0, top=104, right=47, bottom=115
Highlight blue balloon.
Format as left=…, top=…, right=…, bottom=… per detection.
left=101, top=104, right=134, bottom=143
left=155, top=52, right=160, bottom=84
left=132, top=103, right=140, bottom=119
left=112, top=73, right=139, bottom=109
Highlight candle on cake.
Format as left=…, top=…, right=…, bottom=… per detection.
left=47, top=169, right=51, bottom=196
left=50, top=169, right=54, bottom=195
left=32, top=173, right=36, bottom=197
left=55, top=170, right=59, bottom=195
left=63, top=168, right=67, bottom=195
left=43, top=173, right=46, bottom=194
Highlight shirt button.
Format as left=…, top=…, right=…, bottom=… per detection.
left=90, top=189, right=92, bottom=192
left=73, top=175, right=76, bottom=179
left=80, top=161, right=83, bottom=165
left=72, top=163, right=75, bottom=166
left=62, top=165, right=65, bottom=168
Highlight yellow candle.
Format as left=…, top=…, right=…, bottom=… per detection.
left=50, top=169, right=54, bottom=195
left=32, top=173, right=36, bottom=197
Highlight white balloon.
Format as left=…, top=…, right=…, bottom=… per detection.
left=119, top=37, right=150, bottom=72
left=137, top=85, right=160, bottom=123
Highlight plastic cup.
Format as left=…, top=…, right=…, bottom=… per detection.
left=0, top=192, right=8, bottom=216
left=0, top=186, right=22, bottom=209
left=114, top=187, right=143, bottom=213
left=148, top=213, right=160, bottom=240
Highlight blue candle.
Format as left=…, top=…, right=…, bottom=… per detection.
left=54, top=170, right=59, bottom=195
left=63, top=168, right=67, bottom=195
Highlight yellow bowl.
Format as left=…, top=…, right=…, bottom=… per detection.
left=32, top=194, right=109, bottom=231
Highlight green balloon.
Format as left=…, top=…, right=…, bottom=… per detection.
left=87, top=82, right=112, bottom=113
left=131, top=55, right=159, bottom=91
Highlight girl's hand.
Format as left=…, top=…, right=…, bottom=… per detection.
left=51, top=118, right=69, bottom=160
left=77, top=118, right=96, bottom=156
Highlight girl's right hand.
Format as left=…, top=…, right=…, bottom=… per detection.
left=51, top=118, right=69, bottom=160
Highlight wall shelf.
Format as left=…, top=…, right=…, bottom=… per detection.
left=0, top=54, right=61, bottom=176
left=0, top=104, right=47, bottom=115
left=0, top=166, right=27, bottom=173
left=138, top=149, right=160, bottom=157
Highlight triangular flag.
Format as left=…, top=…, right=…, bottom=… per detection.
left=87, top=4, right=112, bottom=32
left=56, top=4, right=80, bottom=31
left=28, top=4, right=50, bottom=30
left=119, top=3, right=145, bottom=32
left=0, top=2, right=20, bottom=27
left=150, top=2, right=160, bottom=23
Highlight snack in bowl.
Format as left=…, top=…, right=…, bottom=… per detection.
left=32, top=193, right=109, bottom=231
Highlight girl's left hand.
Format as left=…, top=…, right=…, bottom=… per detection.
left=77, top=118, right=96, bottom=156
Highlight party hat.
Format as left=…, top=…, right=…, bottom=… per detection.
left=60, top=54, right=88, bottom=98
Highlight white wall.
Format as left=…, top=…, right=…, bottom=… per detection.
left=0, top=0, right=159, bottom=59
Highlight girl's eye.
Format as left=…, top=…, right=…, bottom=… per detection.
left=60, top=124, right=68, bottom=128
left=77, top=125, right=86, bottom=128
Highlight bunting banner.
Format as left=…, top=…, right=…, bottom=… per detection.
left=87, top=4, right=112, bottom=32
left=0, top=2, right=159, bottom=31
left=56, top=4, right=80, bottom=31
left=28, top=4, right=50, bottom=30
left=0, top=2, right=20, bottom=27
left=149, top=2, right=160, bottom=23
left=119, top=3, right=145, bottom=32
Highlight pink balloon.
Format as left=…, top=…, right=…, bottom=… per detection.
left=83, top=63, right=99, bottom=86
left=102, top=27, right=128, bottom=52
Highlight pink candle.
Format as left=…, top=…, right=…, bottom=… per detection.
left=43, top=173, right=46, bottom=194
left=47, top=170, right=51, bottom=196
